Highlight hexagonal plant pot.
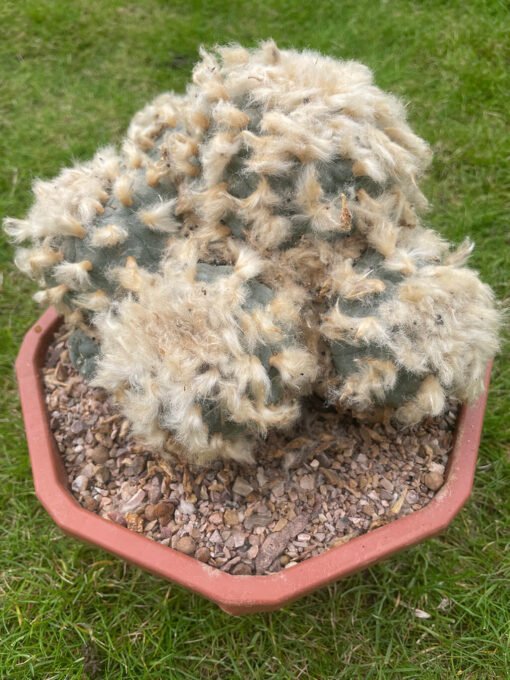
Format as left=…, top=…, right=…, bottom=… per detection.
left=15, top=307, right=491, bottom=615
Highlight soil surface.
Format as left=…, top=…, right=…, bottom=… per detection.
left=43, top=326, right=457, bottom=575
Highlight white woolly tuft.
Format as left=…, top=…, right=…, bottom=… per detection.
left=3, top=218, right=33, bottom=243
left=113, top=173, right=135, bottom=207
left=138, top=200, right=180, bottom=232
left=269, top=348, right=319, bottom=390
left=53, top=260, right=93, bottom=290
left=14, top=246, right=63, bottom=277
left=74, top=290, right=110, bottom=312
left=90, top=224, right=129, bottom=247
left=33, top=284, right=68, bottom=306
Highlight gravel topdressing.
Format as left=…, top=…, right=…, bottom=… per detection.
left=43, top=327, right=457, bottom=575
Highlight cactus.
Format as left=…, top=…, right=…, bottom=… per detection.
left=4, top=42, right=499, bottom=464
left=92, top=241, right=318, bottom=463
left=319, top=236, right=499, bottom=423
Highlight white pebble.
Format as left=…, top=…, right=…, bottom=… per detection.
left=72, top=475, right=89, bottom=493
left=179, top=500, right=196, bottom=515
left=120, top=488, right=146, bottom=513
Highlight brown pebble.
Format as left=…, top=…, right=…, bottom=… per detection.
left=379, top=477, right=394, bottom=492
left=321, top=467, right=343, bottom=486
left=147, top=478, right=162, bottom=504
left=83, top=496, right=98, bottom=511
left=88, top=445, right=109, bottom=464
left=126, top=513, right=144, bottom=533
left=287, top=437, right=310, bottom=450
left=154, top=501, right=175, bottom=520
left=223, top=509, right=239, bottom=526
left=361, top=503, right=375, bottom=517
left=246, top=544, right=259, bottom=560
left=273, top=517, right=288, bottom=532
left=144, top=504, right=157, bottom=521
left=232, top=476, right=254, bottom=497
left=95, top=466, right=110, bottom=484
left=423, top=471, right=444, bottom=491
left=316, top=452, right=332, bottom=468
left=175, top=536, right=196, bottom=555
left=195, top=546, right=211, bottom=563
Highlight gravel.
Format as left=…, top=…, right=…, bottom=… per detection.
left=42, top=328, right=457, bottom=575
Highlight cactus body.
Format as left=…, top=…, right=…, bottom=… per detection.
left=5, top=42, right=499, bottom=464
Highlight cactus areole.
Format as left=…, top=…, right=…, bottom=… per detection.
left=5, top=42, right=499, bottom=465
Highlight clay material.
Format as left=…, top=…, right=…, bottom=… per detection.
left=15, top=308, right=492, bottom=615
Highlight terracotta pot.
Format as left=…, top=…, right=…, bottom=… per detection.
left=15, top=307, right=491, bottom=615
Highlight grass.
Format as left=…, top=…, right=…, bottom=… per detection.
left=0, top=0, right=509, bottom=677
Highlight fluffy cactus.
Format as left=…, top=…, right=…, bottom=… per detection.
left=4, top=41, right=499, bottom=464
left=320, top=237, right=499, bottom=423
left=92, top=241, right=317, bottom=463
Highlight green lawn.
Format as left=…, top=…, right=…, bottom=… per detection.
left=1, top=1, right=509, bottom=677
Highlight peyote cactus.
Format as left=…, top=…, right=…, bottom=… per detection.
left=5, top=42, right=499, bottom=464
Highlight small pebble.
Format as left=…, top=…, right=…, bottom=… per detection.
left=224, top=509, right=239, bottom=526
left=126, top=513, right=144, bottom=533
left=244, top=512, right=272, bottom=531
left=195, top=546, right=211, bottom=563
left=423, top=471, right=444, bottom=491
left=179, top=500, right=196, bottom=515
left=271, top=481, right=285, bottom=497
left=299, top=475, right=315, bottom=491
left=148, top=479, right=162, bottom=504
left=273, top=517, right=288, bottom=532
left=233, top=477, right=254, bottom=497
left=95, top=466, right=110, bottom=484
left=175, top=536, right=196, bottom=556
left=80, top=462, right=96, bottom=479
left=120, top=489, right=146, bottom=514
left=379, top=477, right=394, bottom=492
left=209, top=530, right=222, bottom=544
left=153, top=502, right=175, bottom=521
left=71, top=475, right=89, bottom=493
left=88, top=445, right=109, bottom=464
left=70, top=420, right=85, bottom=435
left=246, top=544, right=259, bottom=560
left=107, top=511, right=126, bottom=526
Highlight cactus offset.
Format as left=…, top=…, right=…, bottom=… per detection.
left=92, top=242, right=317, bottom=463
left=319, top=236, right=499, bottom=423
left=4, top=42, right=499, bottom=464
